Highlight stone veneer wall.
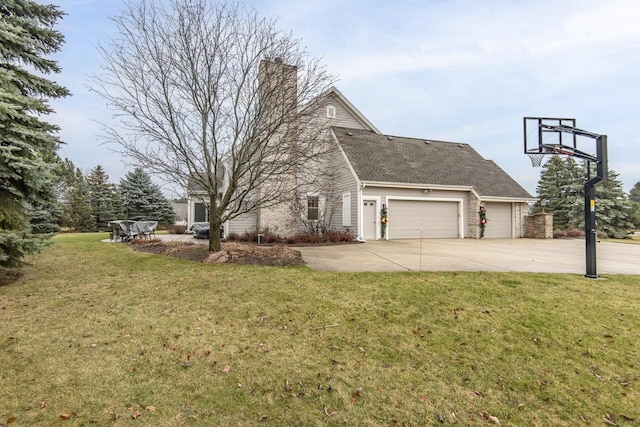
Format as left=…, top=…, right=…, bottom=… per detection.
left=524, top=212, right=553, bottom=239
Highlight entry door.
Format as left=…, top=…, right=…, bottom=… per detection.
left=363, top=201, right=376, bottom=240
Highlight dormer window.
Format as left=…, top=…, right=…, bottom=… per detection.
left=326, top=105, right=336, bottom=119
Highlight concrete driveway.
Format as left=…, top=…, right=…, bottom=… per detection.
left=297, top=239, right=640, bottom=275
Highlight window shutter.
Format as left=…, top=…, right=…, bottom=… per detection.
left=300, top=195, right=308, bottom=220
left=318, top=196, right=326, bottom=221
left=342, top=193, right=351, bottom=226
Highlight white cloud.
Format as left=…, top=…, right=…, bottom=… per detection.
left=48, top=0, right=640, bottom=192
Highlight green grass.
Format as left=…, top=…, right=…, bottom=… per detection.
left=1, top=233, right=639, bottom=426
left=607, top=235, right=640, bottom=245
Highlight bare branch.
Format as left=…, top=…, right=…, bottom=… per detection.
left=90, top=0, right=337, bottom=250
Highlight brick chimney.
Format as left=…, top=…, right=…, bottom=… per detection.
left=259, top=57, right=298, bottom=122
left=256, top=58, right=300, bottom=236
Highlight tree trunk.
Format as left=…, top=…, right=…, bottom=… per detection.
left=208, top=196, right=222, bottom=252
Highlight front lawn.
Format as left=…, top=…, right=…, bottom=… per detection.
left=1, top=233, right=638, bottom=426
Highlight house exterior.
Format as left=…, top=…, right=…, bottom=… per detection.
left=188, top=61, right=534, bottom=240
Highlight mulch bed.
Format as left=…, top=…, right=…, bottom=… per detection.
left=132, top=240, right=305, bottom=267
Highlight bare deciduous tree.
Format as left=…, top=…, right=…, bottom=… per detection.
left=91, top=0, right=336, bottom=250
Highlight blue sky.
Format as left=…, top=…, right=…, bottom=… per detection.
left=50, top=0, right=640, bottom=195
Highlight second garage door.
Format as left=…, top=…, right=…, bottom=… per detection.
left=482, top=202, right=513, bottom=238
left=390, top=200, right=459, bottom=239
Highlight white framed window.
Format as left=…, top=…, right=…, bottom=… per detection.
left=302, top=194, right=325, bottom=221
left=342, top=192, right=351, bottom=226
left=326, top=105, right=336, bottom=119
left=307, top=195, right=319, bottom=220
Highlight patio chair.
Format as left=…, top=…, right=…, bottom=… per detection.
left=139, top=221, right=158, bottom=239
left=116, top=220, right=137, bottom=241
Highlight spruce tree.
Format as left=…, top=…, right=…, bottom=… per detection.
left=0, top=0, right=70, bottom=267
left=583, top=163, right=632, bottom=238
left=119, top=168, right=175, bottom=227
left=86, top=165, right=122, bottom=230
left=536, top=156, right=582, bottom=229
left=629, top=182, right=640, bottom=229
left=629, top=181, right=640, bottom=204
left=55, top=159, right=95, bottom=231
left=537, top=157, right=633, bottom=237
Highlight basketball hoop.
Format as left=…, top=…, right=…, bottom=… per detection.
left=527, top=153, right=545, bottom=167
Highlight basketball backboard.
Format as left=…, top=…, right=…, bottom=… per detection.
left=523, top=117, right=600, bottom=162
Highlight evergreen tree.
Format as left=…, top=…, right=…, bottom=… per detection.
left=86, top=165, right=122, bottom=230
left=585, top=164, right=632, bottom=238
left=0, top=1, right=70, bottom=267
left=120, top=168, right=175, bottom=226
left=536, top=156, right=582, bottom=228
left=629, top=181, right=640, bottom=229
left=55, top=159, right=95, bottom=231
left=629, top=181, right=640, bottom=204
left=537, top=157, right=633, bottom=237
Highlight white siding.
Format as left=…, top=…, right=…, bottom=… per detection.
left=227, top=212, right=258, bottom=236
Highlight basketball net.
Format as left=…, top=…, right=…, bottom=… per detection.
left=527, top=153, right=545, bottom=167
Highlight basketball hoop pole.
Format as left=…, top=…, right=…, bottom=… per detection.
left=524, top=117, right=608, bottom=278
left=584, top=135, right=608, bottom=278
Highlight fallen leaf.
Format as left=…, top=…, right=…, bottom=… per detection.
left=349, top=397, right=357, bottom=405
left=223, top=365, right=231, bottom=373
left=6, top=416, right=17, bottom=424
left=40, top=401, right=47, bottom=409
left=419, top=395, right=428, bottom=403
left=489, top=415, right=501, bottom=424
left=145, top=406, right=155, bottom=412
left=59, top=413, right=77, bottom=420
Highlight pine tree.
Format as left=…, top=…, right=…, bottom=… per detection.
left=629, top=181, right=640, bottom=204
left=585, top=164, right=632, bottom=238
left=0, top=0, right=70, bottom=267
left=537, top=157, right=633, bottom=238
left=536, top=156, right=582, bottom=229
left=119, top=168, right=175, bottom=227
left=86, top=165, right=122, bottom=230
left=629, top=182, right=640, bottom=229
left=55, top=159, right=95, bottom=231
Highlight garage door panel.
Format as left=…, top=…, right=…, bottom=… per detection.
left=483, top=202, right=512, bottom=238
left=391, top=200, right=459, bottom=239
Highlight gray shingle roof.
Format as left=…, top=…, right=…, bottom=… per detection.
left=332, top=126, right=533, bottom=199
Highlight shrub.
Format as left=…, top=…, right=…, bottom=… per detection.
left=170, top=225, right=187, bottom=234
left=226, top=228, right=285, bottom=244
left=325, top=230, right=355, bottom=242
left=553, top=228, right=584, bottom=239
left=225, top=229, right=354, bottom=244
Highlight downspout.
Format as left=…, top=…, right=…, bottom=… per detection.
left=356, top=182, right=366, bottom=241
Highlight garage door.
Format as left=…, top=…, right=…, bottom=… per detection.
left=483, top=202, right=512, bottom=238
left=390, top=200, right=459, bottom=239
